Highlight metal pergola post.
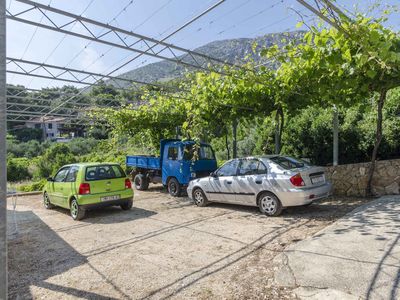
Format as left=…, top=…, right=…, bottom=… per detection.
left=0, top=0, right=7, bottom=297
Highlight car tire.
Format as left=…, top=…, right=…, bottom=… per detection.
left=121, top=200, right=133, bottom=210
left=70, top=198, right=86, bottom=221
left=134, top=174, right=149, bottom=190
left=193, top=188, right=209, bottom=207
left=43, top=192, right=55, bottom=209
left=167, top=177, right=181, bottom=197
left=258, top=192, right=283, bottom=217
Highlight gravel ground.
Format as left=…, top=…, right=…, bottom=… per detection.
left=7, top=187, right=372, bottom=299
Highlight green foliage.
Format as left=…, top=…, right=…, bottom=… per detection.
left=67, top=138, right=99, bottom=156
left=7, top=157, right=31, bottom=182
left=7, top=139, right=51, bottom=159
left=18, top=179, right=47, bottom=192
left=35, top=143, right=77, bottom=178
left=11, top=128, right=42, bottom=142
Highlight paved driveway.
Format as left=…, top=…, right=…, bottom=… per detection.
left=274, top=196, right=400, bottom=300
left=7, top=188, right=370, bottom=299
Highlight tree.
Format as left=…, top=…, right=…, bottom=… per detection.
left=263, top=13, right=400, bottom=195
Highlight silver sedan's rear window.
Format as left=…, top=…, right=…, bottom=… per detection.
left=269, top=156, right=308, bottom=170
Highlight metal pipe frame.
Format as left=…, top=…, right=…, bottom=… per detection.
left=0, top=0, right=7, bottom=296
left=6, top=57, right=179, bottom=92
left=9, top=0, right=235, bottom=73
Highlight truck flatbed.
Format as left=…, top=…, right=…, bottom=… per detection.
left=126, top=155, right=161, bottom=170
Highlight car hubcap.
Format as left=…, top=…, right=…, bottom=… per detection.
left=194, top=190, right=203, bottom=204
left=261, top=196, right=276, bottom=214
left=71, top=201, right=78, bottom=218
left=44, top=194, right=49, bottom=207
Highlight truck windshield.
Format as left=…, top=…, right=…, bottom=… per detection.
left=85, top=165, right=126, bottom=181
left=183, top=145, right=215, bottom=161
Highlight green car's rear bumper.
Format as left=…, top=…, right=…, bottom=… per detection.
left=77, top=189, right=133, bottom=209
left=80, top=196, right=133, bottom=210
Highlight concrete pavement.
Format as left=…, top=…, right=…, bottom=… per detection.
left=274, top=196, right=400, bottom=300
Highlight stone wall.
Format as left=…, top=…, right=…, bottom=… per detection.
left=324, top=159, right=400, bottom=196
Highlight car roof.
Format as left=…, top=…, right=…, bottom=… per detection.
left=63, top=162, right=120, bottom=167
left=167, top=140, right=211, bottom=146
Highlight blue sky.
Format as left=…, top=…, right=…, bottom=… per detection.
left=6, top=0, right=400, bottom=89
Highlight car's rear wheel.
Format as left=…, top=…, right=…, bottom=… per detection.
left=70, top=198, right=86, bottom=221
left=121, top=200, right=133, bottom=210
left=168, top=177, right=181, bottom=197
left=258, top=192, right=283, bottom=216
left=193, top=188, right=209, bottom=207
left=134, top=174, right=149, bottom=190
left=43, top=192, right=54, bottom=209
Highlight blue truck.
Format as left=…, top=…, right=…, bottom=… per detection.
left=126, top=139, right=218, bottom=196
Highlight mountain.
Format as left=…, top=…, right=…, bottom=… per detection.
left=108, top=31, right=305, bottom=88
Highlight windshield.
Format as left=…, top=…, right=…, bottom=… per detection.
left=269, top=156, right=309, bottom=170
left=183, top=144, right=215, bottom=161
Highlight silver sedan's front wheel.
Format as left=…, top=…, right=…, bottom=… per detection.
left=193, top=188, right=209, bottom=207
left=258, top=192, right=282, bottom=216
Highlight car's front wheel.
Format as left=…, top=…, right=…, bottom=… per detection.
left=70, top=198, right=86, bottom=221
left=43, top=192, right=55, bottom=209
left=258, top=192, right=283, bottom=216
left=193, top=188, right=209, bottom=207
left=121, top=200, right=133, bottom=210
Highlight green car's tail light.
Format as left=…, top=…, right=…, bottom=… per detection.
left=79, top=183, right=91, bottom=195
left=125, top=178, right=132, bottom=189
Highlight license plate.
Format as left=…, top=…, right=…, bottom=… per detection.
left=101, top=195, right=120, bottom=202
left=311, top=176, right=324, bottom=184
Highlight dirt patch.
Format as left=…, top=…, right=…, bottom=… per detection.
left=7, top=188, right=372, bottom=299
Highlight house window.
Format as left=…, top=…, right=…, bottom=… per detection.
left=48, top=123, right=53, bottom=129
left=35, top=124, right=41, bottom=129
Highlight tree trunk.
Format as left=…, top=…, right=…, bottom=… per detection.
left=366, top=89, right=387, bottom=196
left=274, top=106, right=284, bottom=154
left=225, top=129, right=230, bottom=160
left=232, top=118, right=238, bottom=158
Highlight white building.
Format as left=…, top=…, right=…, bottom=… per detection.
left=25, top=117, right=66, bottom=140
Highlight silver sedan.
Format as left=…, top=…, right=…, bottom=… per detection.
left=187, top=156, right=332, bottom=216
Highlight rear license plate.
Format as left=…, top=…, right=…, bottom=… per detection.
left=310, top=176, right=324, bottom=184
left=101, top=195, right=120, bottom=202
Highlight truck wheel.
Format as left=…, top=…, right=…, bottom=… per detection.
left=168, top=177, right=181, bottom=197
left=134, top=174, right=149, bottom=190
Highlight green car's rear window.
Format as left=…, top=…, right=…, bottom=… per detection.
left=85, top=165, right=126, bottom=181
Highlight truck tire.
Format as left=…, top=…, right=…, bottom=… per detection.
left=134, top=174, right=149, bottom=190
left=168, top=177, right=181, bottom=197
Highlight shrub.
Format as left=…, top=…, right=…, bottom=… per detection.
left=35, top=143, right=76, bottom=178
left=7, top=157, right=31, bottom=182
left=19, top=179, right=47, bottom=192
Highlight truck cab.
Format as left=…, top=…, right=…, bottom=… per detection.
left=126, top=139, right=217, bottom=196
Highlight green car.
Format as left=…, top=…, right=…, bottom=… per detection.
left=43, top=163, right=134, bottom=220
